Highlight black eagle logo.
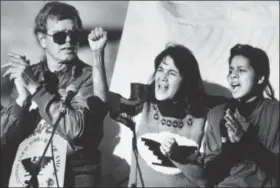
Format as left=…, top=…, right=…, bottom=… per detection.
left=21, top=156, right=52, bottom=187
left=141, top=137, right=176, bottom=168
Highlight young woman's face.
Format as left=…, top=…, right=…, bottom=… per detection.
left=155, top=56, right=183, bottom=101
left=227, top=55, right=258, bottom=100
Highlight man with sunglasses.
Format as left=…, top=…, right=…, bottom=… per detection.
left=1, top=1, right=108, bottom=187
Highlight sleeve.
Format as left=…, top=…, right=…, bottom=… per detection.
left=108, top=91, right=144, bottom=131
left=240, top=101, right=279, bottom=179
left=1, top=102, right=37, bottom=149
left=31, top=72, right=106, bottom=144
left=203, top=110, right=243, bottom=186
left=240, top=129, right=279, bottom=178
left=203, top=111, right=222, bottom=165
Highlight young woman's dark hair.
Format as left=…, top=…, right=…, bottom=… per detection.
left=229, top=44, right=275, bottom=99
left=147, top=44, right=206, bottom=117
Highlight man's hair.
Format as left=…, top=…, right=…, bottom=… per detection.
left=34, top=1, right=83, bottom=35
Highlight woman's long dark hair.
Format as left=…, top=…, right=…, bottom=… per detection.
left=228, top=44, right=275, bottom=100
left=147, top=44, right=206, bottom=117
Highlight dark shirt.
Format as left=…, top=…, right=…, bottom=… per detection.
left=1, top=58, right=107, bottom=187
left=204, top=98, right=279, bottom=187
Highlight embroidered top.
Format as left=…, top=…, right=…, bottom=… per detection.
left=109, top=91, right=207, bottom=187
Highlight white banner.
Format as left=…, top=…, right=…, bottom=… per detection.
left=108, top=0, right=279, bottom=184
left=9, top=119, right=67, bottom=188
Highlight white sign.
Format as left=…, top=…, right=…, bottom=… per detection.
left=9, top=119, right=67, bottom=187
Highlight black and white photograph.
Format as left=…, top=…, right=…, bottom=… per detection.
left=1, top=1, right=279, bottom=187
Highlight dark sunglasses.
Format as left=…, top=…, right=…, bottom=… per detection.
left=45, top=30, right=80, bottom=45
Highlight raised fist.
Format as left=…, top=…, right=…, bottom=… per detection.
left=88, top=27, right=107, bottom=52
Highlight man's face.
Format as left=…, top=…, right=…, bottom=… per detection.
left=43, top=18, right=80, bottom=63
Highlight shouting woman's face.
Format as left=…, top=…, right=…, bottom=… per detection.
left=155, top=56, right=183, bottom=101
left=227, top=55, right=259, bottom=101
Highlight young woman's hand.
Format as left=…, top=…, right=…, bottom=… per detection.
left=224, top=109, right=248, bottom=143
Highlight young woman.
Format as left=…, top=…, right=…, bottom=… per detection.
left=203, top=44, right=279, bottom=187
left=108, top=44, right=208, bottom=187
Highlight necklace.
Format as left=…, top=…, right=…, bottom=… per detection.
left=152, top=104, right=193, bottom=129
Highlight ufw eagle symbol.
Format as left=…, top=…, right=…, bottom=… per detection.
left=141, top=137, right=176, bottom=167
left=21, top=156, right=52, bottom=188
